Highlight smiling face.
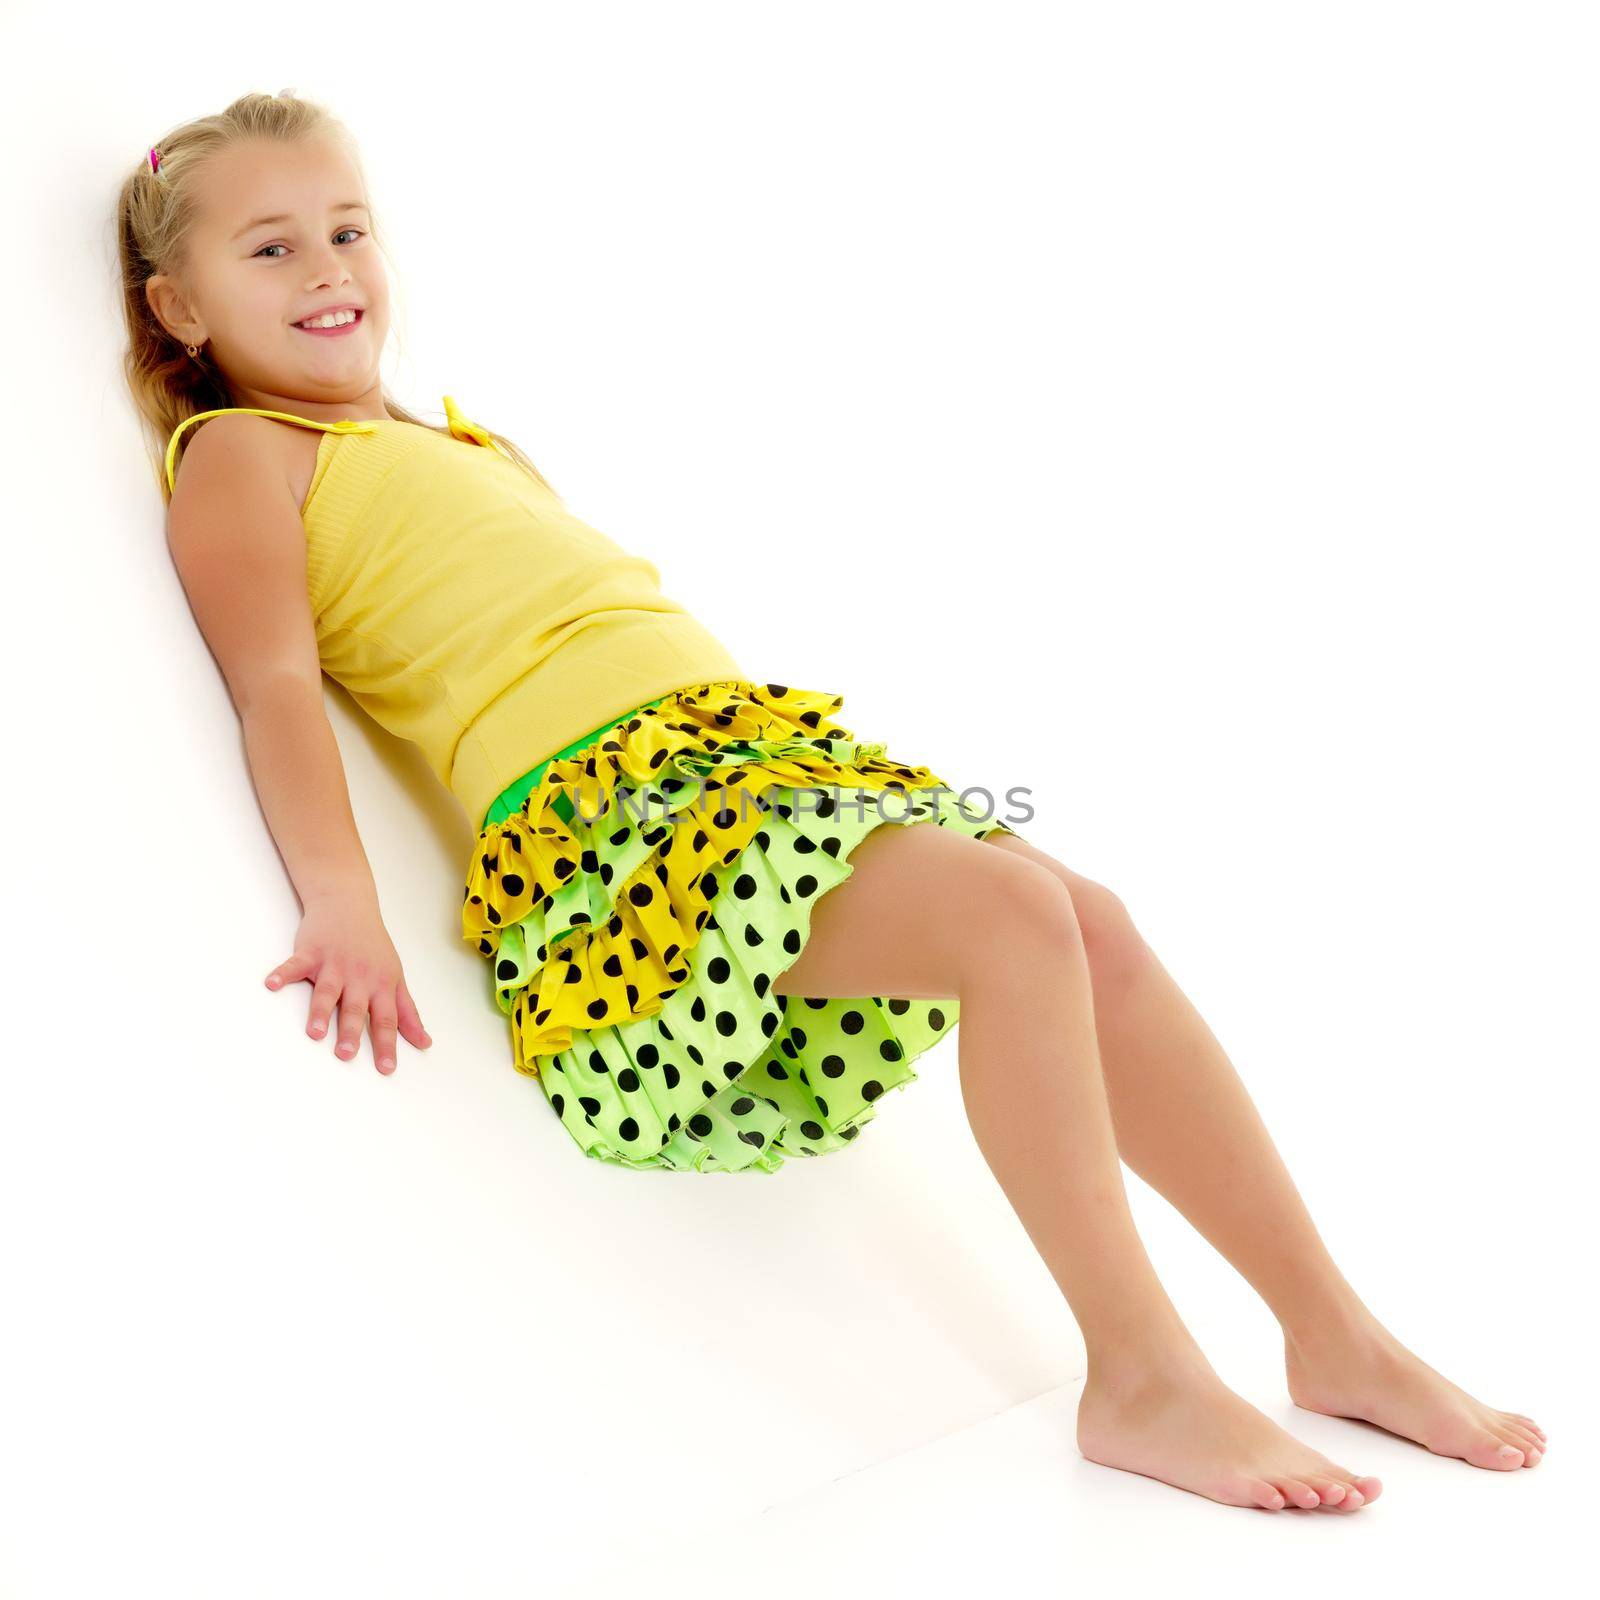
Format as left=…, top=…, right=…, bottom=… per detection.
left=146, top=134, right=391, bottom=418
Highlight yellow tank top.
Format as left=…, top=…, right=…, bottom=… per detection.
left=165, top=395, right=743, bottom=828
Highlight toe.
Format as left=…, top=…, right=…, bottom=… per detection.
left=1501, top=1426, right=1543, bottom=1467
left=1491, top=1424, right=1530, bottom=1456
left=1276, top=1476, right=1322, bottom=1509
left=1351, top=1474, right=1383, bottom=1503
left=1246, top=1478, right=1286, bottom=1510
left=1306, top=1475, right=1347, bottom=1505
left=1506, top=1412, right=1547, bottom=1443
left=1466, top=1431, right=1525, bottom=1470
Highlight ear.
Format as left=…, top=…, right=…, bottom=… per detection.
left=145, top=273, right=204, bottom=346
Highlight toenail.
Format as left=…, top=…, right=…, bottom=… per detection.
left=1498, top=1446, right=1520, bottom=1459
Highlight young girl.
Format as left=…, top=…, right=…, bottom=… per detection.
left=121, top=90, right=1545, bottom=1514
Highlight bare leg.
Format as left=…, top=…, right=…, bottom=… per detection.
left=982, top=831, right=1547, bottom=1473
left=774, top=820, right=1381, bottom=1512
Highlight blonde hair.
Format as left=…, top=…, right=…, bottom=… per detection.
left=118, top=88, right=557, bottom=507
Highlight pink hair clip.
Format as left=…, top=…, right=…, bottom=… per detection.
left=148, top=146, right=163, bottom=175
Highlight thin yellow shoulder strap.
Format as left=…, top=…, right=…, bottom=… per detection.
left=442, top=394, right=511, bottom=460
left=164, top=406, right=381, bottom=495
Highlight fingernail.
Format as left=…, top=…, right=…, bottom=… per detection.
left=379, top=1057, right=393, bottom=1071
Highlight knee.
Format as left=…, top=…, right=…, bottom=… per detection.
left=978, top=852, right=1086, bottom=957
left=1060, top=875, right=1151, bottom=991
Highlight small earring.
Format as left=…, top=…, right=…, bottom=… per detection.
left=185, top=342, right=199, bottom=357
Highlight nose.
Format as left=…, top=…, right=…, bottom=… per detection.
left=305, top=245, right=352, bottom=293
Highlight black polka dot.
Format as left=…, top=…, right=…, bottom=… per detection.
left=470, top=689, right=1018, bottom=1173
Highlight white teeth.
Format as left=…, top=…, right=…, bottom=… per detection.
left=298, top=309, right=359, bottom=328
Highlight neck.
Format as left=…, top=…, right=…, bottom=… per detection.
left=223, top=380, right=389, bottom=424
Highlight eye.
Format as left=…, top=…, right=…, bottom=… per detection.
left=253, top=228, right=366, bottom=259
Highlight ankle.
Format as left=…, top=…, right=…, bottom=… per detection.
left=1281, top=1297, right=1391, bottom=1360
left=1085, top=1336, right=1217, bottom=1397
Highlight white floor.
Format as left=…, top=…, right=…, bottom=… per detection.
left=566, top=1366, right=1576, bottom=1600
left=4, top=969, right=1581, bottom=1598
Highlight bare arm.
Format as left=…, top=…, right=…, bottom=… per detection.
left=167, top=416, right=430, bottom=1073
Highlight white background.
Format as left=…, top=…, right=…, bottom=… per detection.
left=1, top=2, right=1594, bottom=1595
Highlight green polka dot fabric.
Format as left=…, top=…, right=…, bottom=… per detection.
left=464, top=681, right=1023, bottom=1174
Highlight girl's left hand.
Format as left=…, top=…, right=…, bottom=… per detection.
left=264, top=891, right=433, bottom=1074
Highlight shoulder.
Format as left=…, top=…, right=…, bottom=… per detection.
left=169, top=412, right=305, bottom=513
left=166, top=413, right=310, bottom=578
left=164, top=417, right=327, bottom=711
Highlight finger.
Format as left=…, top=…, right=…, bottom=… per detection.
left=267, top=952, right=317, bottom=990
left=369, top=993, right=399, bottom=1075
left=308, top=971, right=343, bottom=1041
left=396, top=979, right=432, bottom=1049
left=335, top=986, right=370, bottom=1063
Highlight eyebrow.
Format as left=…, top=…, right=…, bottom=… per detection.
left=230, top=201, right=370, bottom=242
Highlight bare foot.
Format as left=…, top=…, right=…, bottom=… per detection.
left=1285, top=1316, right=1547, bottom=1471
left=1077, top=1361, right=1384, bottom=1512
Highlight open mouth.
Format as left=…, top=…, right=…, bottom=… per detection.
left=293, top=309, right=364, bottom=337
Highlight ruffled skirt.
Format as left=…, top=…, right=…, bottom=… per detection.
left=462, top=681, right=1025, bottom=1173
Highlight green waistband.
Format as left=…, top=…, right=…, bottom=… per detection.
left=480, top=693, right=676, bottom=832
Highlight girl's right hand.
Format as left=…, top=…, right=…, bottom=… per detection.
left=264, top=891, right=433, bottom=1074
